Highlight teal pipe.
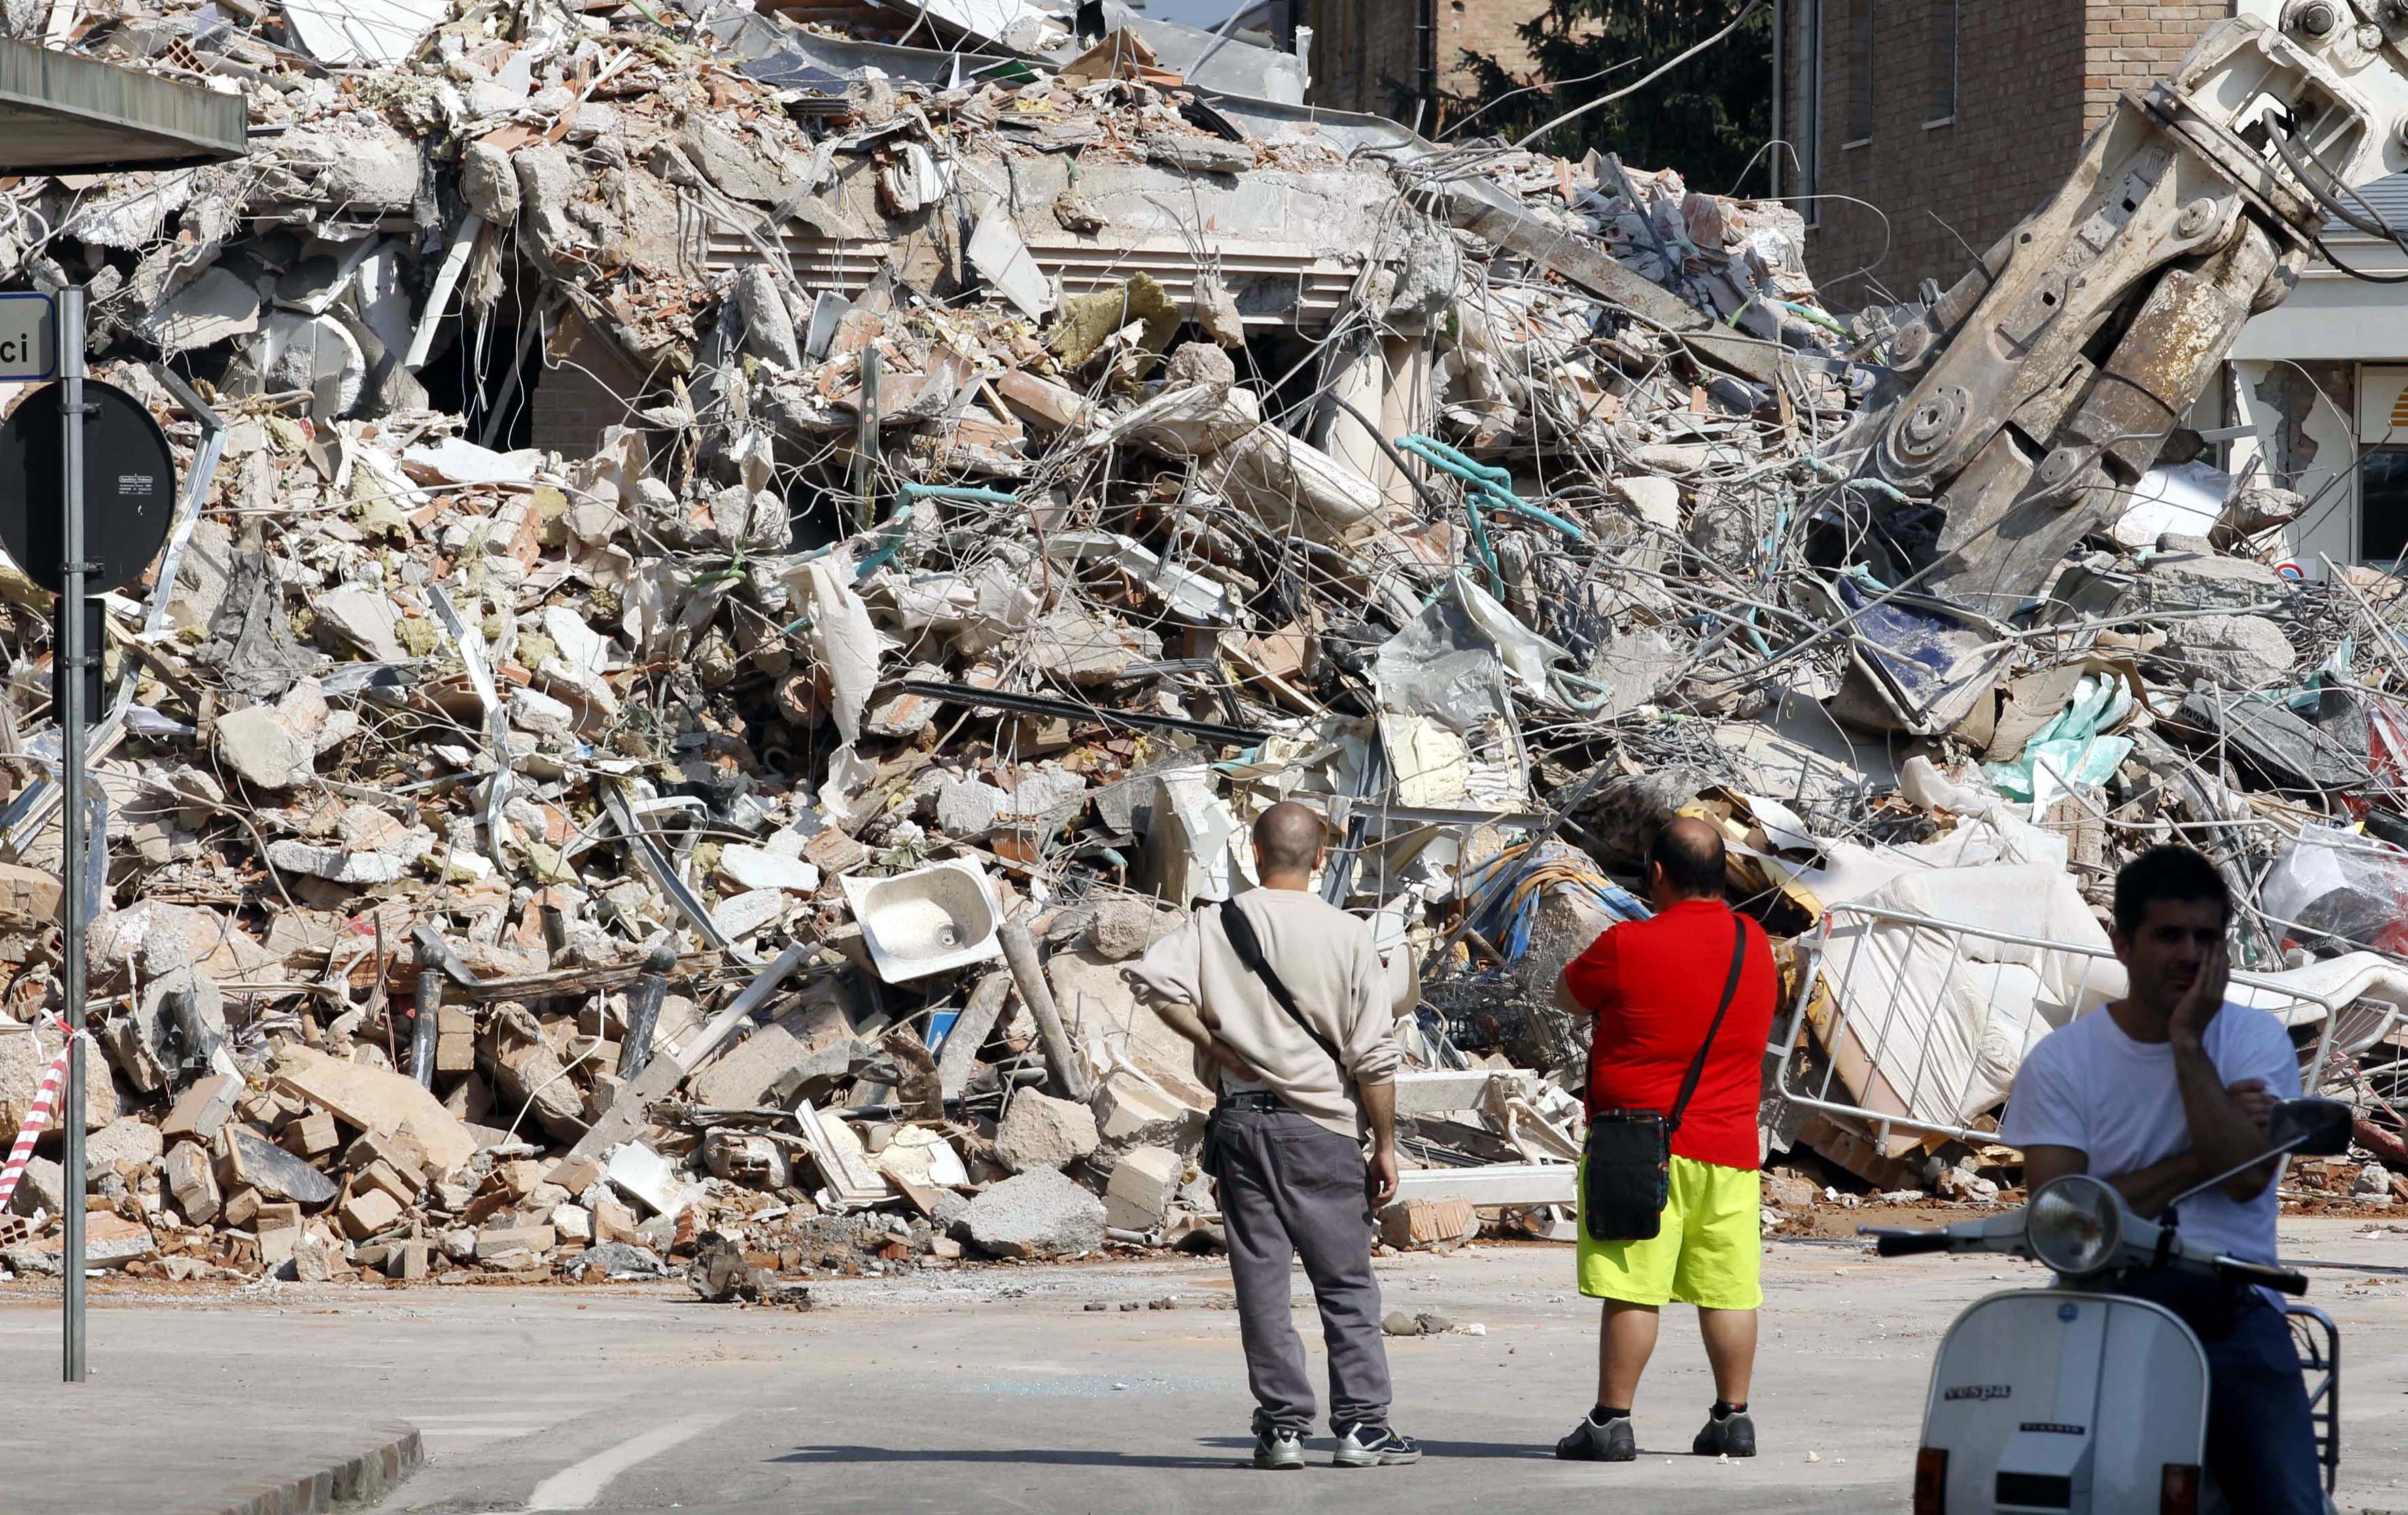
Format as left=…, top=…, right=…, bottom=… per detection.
left=1395, top=434, right=1588, bottom=544
left=866, top=483, right=1021, bottom=578
left=897, top=483, right=1022, bottom=506
left=781, top=483, right=1023, bottom=636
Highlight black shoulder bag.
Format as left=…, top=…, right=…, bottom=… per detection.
left=1581, top=916, right=1751, bottom=1243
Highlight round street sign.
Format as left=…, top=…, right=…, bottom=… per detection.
left=0, top=378, right=177, bottom=593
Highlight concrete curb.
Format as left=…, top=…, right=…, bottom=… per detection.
left=188, top=1421, right=423, bottom=1515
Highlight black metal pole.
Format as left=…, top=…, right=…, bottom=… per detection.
left=58, top=283, right=86, bottom=1385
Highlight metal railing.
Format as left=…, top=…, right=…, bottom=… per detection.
left=1773, top=901, right=2385, bottom=1154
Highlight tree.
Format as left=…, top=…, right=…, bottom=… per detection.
left=1448, top=0, right=1775, bottom=199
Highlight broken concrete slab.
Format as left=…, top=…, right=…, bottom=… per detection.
left=313, top=585, right=410, bottom=663
left=686, top=1022, right=807, bottom=1109
left=1142, top=132, right=1253, bottom=175
left=213, top=680, right=355, bottom=791
left=603, top=1141, right=693, bottom=1218
left=137, top=265, right=260, bottom=355
left=219, top=1126, right=339, bottom=1204
left=2161, top=612, right=2299, bottom=691
left=2137, top=536, right=2288, bottom=612
left=961, top=1166, right=1106, bottom=1259
left=716, top=844, right=821, bottom=895
left=5, top=1212, right=156, bottom=1274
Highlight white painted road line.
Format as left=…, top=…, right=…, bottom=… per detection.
left=523, top=1414, right=734, bottom=1511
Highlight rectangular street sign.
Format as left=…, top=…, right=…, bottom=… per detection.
left=0, top=292, right=55, bottom=381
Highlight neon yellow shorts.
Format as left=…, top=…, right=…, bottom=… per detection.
left=1576, top=1154, right=1763, bottom=1310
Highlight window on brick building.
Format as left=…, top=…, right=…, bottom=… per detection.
left=1926, top=0, right=1957, bottom=125
left=1844, top=0, right=1875, bottom=145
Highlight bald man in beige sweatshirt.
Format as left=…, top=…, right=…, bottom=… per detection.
left=1124, top=802, right=1417, bottom=1472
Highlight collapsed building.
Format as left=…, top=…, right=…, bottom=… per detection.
left=0, top=0, right=2401, bottom=1291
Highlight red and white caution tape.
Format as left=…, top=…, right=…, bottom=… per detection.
left=0, top=1020, right=80, bottom=1213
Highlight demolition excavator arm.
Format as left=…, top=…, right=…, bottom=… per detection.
left=1828, top=1, right=2408, bottom=664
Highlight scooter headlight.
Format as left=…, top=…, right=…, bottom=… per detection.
left=2026, top=1174, right=2124, bottom=1276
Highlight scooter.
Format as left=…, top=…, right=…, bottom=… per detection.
left=1865, top=1098, right=2356, bottom=1515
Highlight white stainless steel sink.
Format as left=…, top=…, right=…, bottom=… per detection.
left=837, top=858, right=1005, bottom=983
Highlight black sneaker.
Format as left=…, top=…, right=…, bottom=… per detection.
left=1693, top=1408, right=1756, bottom=1458
left=1556, top=1414, right=1637, bottom=1461
left=1332, top=1423, right=1422, bottom=1467
left=1251, top=1425, right=1304, bottom=1470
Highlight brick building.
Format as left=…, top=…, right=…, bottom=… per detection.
left=1775, top=0, right=2229, bottom=311
left=1302, top=0, right=1553, bottom=126
left=529, top=311, right=652, bottom=459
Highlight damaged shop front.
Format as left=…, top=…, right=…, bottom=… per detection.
left=2213, top=171, right=2408, bottom=574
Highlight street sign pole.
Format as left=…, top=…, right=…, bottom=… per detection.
left=56, top=283, right=85, bottom=1385
left=0, top=288, right=175, bottom=1385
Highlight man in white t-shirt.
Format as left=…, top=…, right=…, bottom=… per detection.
left=2000, top=846, right=2321, bottom=1514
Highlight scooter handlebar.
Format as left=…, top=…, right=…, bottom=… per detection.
left=2212, top=1255, right=2309, bottom=1295
left=1868, top=1229, right=1955, bottom=1256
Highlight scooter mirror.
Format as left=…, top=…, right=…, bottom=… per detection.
left=2268, top=1097, right=2353, bottom=1157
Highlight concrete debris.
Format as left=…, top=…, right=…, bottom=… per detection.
left=0, top=0, right=2390, bottom=1300
left=961, top=1166, right=1107, bottom=1259
left=1101, top=1145, right=1185, bottom=1232
left=993, top=1090, right=1101, bottom=1174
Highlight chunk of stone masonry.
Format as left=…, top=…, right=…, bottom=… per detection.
left=161, top=1074, right=239, bottom=1143
left=165, top=1140, right=221, bottom=1225
left=88, top=1117, right=164, bottom=1174
left=341, top=1187, right=404, bottom=1240
left=476, top=1221, right=555, bottom=1259
left=1103, top=1145, right=1183, bottom=1231
left=994, top=1090, right=1100, bottom=1172
left=1090, top=1073, right=1199, bottom=1145
left=1086, top=898, right=1180, bottom=962
left=7, top=1155, right=61, bottom=1217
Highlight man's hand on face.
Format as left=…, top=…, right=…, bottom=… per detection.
left=2169, top=939, right=2230, bottom=1049
left=1367, top=1143, right=1399, bottom=1209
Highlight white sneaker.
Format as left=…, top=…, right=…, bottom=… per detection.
left=1332, top=1423, right=1422, bottom=1467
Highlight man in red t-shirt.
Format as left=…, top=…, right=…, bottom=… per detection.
left=1552, top=817, right=1778, bottom=1465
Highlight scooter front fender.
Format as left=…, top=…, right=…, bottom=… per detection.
left=1919, top=1289, right=2209, bottom=1514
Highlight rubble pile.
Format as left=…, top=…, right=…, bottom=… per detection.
left=0, top=0, right=2401, bottom=1291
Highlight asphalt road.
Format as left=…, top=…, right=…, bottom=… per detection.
left=7, top=1216, right=2407, bottom=1514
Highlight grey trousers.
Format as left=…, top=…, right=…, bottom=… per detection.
left=1213, top=1104, right=1393, bottom=1434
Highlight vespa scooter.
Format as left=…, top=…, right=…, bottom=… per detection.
left=1865, top=1097, right=2354, bottom=1515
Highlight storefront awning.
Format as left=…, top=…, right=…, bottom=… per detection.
left=0, top=37, right=246, bottom=175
